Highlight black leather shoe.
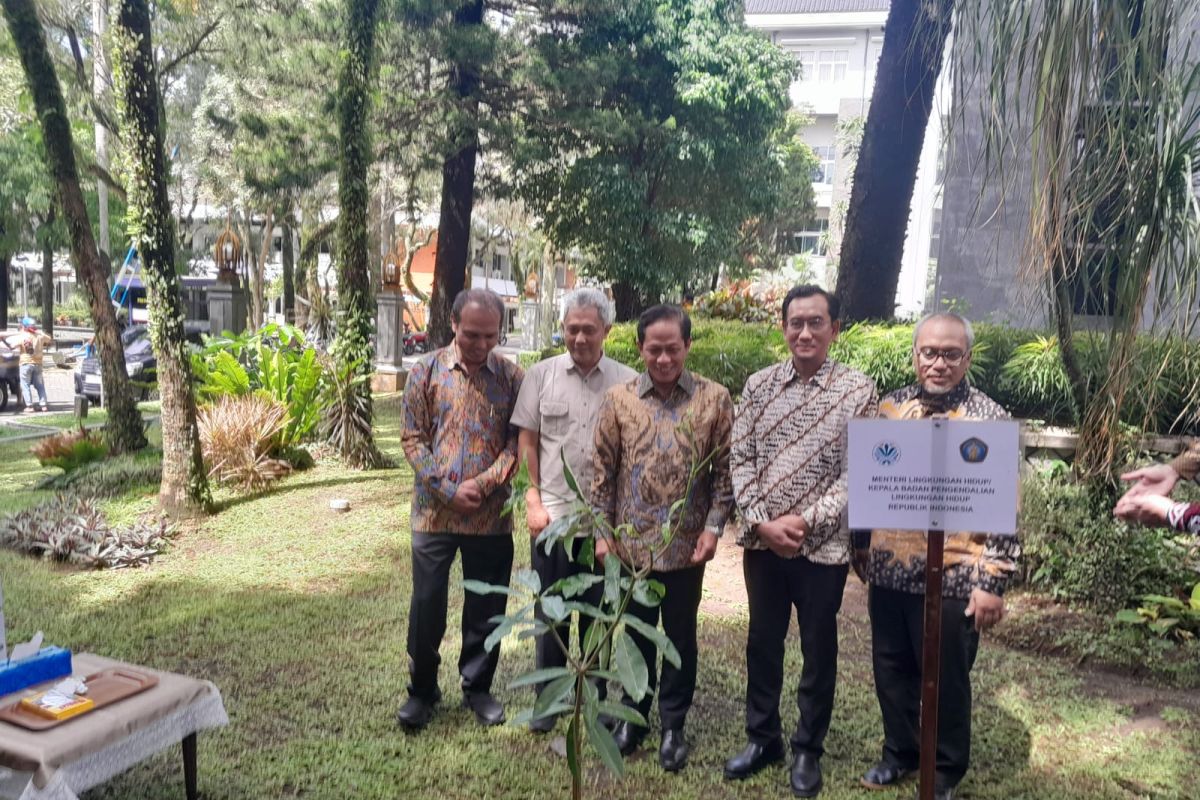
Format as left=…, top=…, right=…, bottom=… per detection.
left=463, top=692, right=506, bottom=726
left=790, top=752, right=823, bottom=798
left=861, top=761, right=916, bottom=789
left=396, top=693, right=439, bottom=731
left=529, top=712, right=557, bottom=733
left=611, top=720, right=647, bottom=756
left=724, top=739, right=786, bottom=780
left=659, top=729, right=689, bottom=772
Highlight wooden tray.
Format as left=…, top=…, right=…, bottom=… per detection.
left=0, top=667, right=159, bottom=731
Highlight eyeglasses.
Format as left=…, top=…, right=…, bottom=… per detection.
left=916, top=347, right=967, bottom=366
left=786, top=317, right=829, bottom=333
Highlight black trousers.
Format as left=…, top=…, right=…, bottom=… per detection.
left=743, top=550, right=848, bottom=756
left=868, top=585, right=979, bottom=788
left=406, top=532, right=514, bottom=700
left=532, top=536, right=603, bottom=695
left=621, top=563, right=705, bottom=732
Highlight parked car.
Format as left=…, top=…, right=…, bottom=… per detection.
left=0, top=341, right=21, bottom=412
left=75, top=322, right=208, bottom=405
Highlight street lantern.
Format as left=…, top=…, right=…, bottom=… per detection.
left=382, top=243, right=404, bottom=291
left=214, top=228, right=242, bottom=284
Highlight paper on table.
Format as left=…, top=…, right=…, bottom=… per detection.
left=9, top=630, right=44, bottom=663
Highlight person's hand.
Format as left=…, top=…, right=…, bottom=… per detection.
left=1113, top=493, right=1175, bottom=527
left=526, top=498, right=550, bottom=537
left=851, top=547, right=870, bottom=583
left=755, top=518, right=806, bottom=559
left=595, top=537, right=610, bottom=564
left=449, top=480, right=483, bottom=514
left=690, top=531, right=718, bottom=565
left=965, top=588, right=1005, bottom=632
left=1119, top=463, right=1180, bottom=501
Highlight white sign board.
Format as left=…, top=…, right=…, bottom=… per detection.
left=847, top=418, right=1020, bottom=534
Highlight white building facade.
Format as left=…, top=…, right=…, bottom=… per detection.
left=746, top=0, right=947, bottom=316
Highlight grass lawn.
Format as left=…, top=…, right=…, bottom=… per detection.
left=0, top=395, right=1197, bottom=798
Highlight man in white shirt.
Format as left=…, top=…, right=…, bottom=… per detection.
left=510, top=288, right=636, bottom=733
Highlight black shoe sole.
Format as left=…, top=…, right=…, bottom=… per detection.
left=791, top=781, right=822, bottom=799
left=661, top=755, right=688, bottom=773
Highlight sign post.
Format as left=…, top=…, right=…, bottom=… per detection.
left=918, top=529, right=943, bottom=800
left=848, top=418, right=1019, bottom=800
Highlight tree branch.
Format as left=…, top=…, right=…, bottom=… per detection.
left=159, top=18, right=223, bottom=81
left=86, top=162, right=128, bottom=202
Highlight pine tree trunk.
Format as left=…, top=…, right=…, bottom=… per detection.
left=282, top=219, right=295, bottom=324
left=835, top=0, right=953, bottom=322
left=115, top=0, right=210, bottom=512
left=41, top=236, right=54, bottom=336
left=428, top=0, right=483, bottom=348
left=3, top=0, right=145, bottom=453
left=333, top=0, right=383, bottom=467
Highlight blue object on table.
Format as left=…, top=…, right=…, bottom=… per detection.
left=0, top=647, right=72, bottom=696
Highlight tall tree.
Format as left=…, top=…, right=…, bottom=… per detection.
left=332, top=0, right=385, bottom=467
left=113, top=0, right=210, bottom=511
left=2, top=0, right=146, bottom=453
left=835, top=0, right=954, bottom=322
left=513, top=0, right=795, bottom=319
left=426, top=0, right=484, bottom=346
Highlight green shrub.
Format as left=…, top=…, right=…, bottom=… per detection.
left=999, top=336, right=1074, bottom=421
left=53, top=295, right=92, bottom=326
left=830, top=324, right=915, bottom=395
left=1018, top=469, right=1198, bottom=611
left=192, top=323, right=329, bottom=446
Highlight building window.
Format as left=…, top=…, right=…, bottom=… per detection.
left=811, top=145, right=836, bottom=184
left=796, top=49, right=848, bottom=84
left=796, top=50, right=815, bottom=81
left=788, top=218, right=830, bottom=256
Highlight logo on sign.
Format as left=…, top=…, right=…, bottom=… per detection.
left=960, top=437, right=989, bottom=463
left=872, top=441, right=900, bottom=466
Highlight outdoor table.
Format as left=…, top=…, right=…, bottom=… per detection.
left=0, top=653, right=228, bottom=800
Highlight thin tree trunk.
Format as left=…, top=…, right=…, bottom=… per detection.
left=255, top=208, right=273, bottom=326
left=3, top=0, right=145, bottom=453
left=41, top=234, right=54, bottom=336
left=835, top=0, right=954, bottom=322
left=428, top=0, right=483, bottom=348
left=282, top=218, right=295, bottom=324
left=333, top=0, right=383, bottom=467
left=0, top=250, right=9, bottom=327
left=115, top=0, right=210, bottom=512
left=93, top=0, right=111, bottom=270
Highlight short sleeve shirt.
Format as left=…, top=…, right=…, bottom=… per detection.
left=511, top=353, right=637, bottom=519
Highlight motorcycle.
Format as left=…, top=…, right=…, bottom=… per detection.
left=403, top=328, right=428, bottom=356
